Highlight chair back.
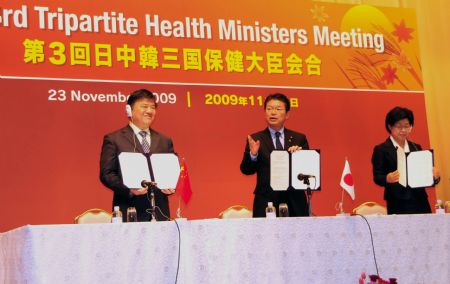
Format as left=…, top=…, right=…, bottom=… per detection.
left=353, top=201, right=387, bottom=215
left=219, top=205, right=252, bottom=219
left=75, top=208, right=112, bottom=224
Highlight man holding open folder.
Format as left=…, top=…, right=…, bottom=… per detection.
left=100, top=89, right=175, bottom=221
left=240, top=93, right=309, bottom=217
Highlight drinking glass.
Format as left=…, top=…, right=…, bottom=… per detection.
left=127, top=207, right=138, bottom=222
left=279, top=203, right=289, bottom=217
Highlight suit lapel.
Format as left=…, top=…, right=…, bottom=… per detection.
left=121, top=125, right=144, bottom=153
left=261, top=128, right=275, bottom=151
left=262, top=128, right=293, bottom=150
left=284, top=128, right=295, bottom=149
left=384, top=138, right=397, bottom=167
left=149, top=129, right=160, bottom=153
left=407, top=140, right=420, bottom=152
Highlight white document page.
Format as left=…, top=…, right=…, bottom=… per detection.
left=291, top=150, right=321, bottom=190
left=118, top=152, right=151, bottom=189
left=407, top=150, right=434, bottom=188
left=270, top=151, right=290, bottom=191
left=150, top=154, right=181, bottom=189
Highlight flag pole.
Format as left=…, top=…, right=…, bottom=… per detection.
left=176, top=157, right=183, bottom=219
left=176, top=195, right=182, bottom=218
left=336, top=187, right=348, bottom=216
left=337, top=157, right=350, bottom=216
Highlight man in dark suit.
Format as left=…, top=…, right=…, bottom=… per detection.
left=372, top=106, right=440, bottom=214
left=100, top=89, right=175, bottom=221
left=240, top=93, right=309, bottom=217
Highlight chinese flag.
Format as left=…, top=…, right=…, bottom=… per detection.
left=340, top=159, right=355, bottom=200
left=176, top=158, right=192, bottom=204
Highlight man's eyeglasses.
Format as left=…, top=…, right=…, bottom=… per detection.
left=266, top=107, right=285, bottom=112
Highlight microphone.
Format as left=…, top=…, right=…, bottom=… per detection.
left=141, top=180, right=156, bottom=188
left=297, top=173, right=315, bottom=181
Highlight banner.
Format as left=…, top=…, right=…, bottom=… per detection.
left=0, top=1, right=432, bottom=231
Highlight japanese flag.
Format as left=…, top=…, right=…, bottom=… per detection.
left=340, top=159, right=355, bottom=200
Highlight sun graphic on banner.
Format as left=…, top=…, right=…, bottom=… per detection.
left=340, top=4, right=391, bottom=33
left=336, top=4, right=422, bottom=90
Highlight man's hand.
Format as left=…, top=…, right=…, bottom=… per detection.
left=287, top=145, right=302, bottom=153
left=130, top=188, right=148, bottom=196
left=386, top=170, right=400, bottom=183
left=248, top=135, right=260, bottom=156
left=161, top=189, right=175, bottom=195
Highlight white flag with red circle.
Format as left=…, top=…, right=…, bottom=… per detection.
left=340, top=159, right=355, bottom=200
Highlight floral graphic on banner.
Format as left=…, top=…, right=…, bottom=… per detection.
left=335, top=5, right=422, bottom=90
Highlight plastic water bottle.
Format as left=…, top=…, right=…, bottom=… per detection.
left=265, top=202, right=276, bottom=219
left=435, top=199, right=445, bottom=214
left=111, top=206, right=123, bottom=223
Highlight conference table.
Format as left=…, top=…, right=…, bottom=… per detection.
left=1, top=214, right=449, bottom=283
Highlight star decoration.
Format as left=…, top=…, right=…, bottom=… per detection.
left=392, top=19, right=414, bottom=43
left=381, top=64, right=398, bottom=85
left=310, top=4, right=329, bottom=23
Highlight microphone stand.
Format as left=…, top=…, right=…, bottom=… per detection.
left=303, top=178, right=313, bottom=217
left=149, top=183, right=157, bottom=222
left=142, top=181, right=158, bottom=222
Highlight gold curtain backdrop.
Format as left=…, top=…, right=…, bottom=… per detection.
left=316, top=0, right=450, bottom=201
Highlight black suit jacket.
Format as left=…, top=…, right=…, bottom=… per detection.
left=240, top=128, right=309, bottom=217
left=100, top=125, right=174, bottom=221
left=371, top=138, right=431, bottom=214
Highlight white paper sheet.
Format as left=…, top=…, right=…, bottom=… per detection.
left=270, top=151, right=290, bottom=191
left=291, top=150, right=321, bottom=190
left=150, top=154, right=181, bottom=189
left=118, top=152, right=151, bottom=189
left=406, top=150, right=434, bottom=188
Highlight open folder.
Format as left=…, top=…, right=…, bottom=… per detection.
left=118, top=152, right=181, bottom=189
left=270, top=149, right=321, bottom=191
left=406, top=150, right=434, bottom=188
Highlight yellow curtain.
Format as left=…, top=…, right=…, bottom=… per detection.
left=315, top=0, right=450, bottom=201
left=415, top=0, right=450, bottom=202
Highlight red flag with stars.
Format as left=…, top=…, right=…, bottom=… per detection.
left=176, top=158, right=192, bottom=204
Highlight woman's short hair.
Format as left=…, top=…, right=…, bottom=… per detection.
left=385, top=106, right=414, bottom=133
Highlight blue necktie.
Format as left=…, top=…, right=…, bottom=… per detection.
left=275, top=132, right=283, bottom=150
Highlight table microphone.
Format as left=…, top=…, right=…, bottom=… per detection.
left=297, top=173, right=315, bottom=181
left=141, top=180, right=156, bottom=188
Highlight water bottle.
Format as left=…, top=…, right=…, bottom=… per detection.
left=435, top=199, right=445, bottom=214
left=265, top=202, right=276, bottom=219
left=111, top=206, right=123, bottom=223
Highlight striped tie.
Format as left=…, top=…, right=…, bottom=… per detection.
left=139, top=131, right=150, bottom=154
